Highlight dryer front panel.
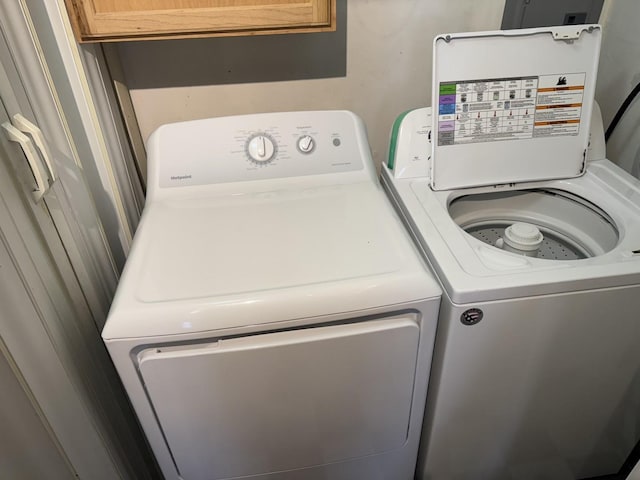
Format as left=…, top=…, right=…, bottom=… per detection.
left=137, top=316, right=420, bottom=480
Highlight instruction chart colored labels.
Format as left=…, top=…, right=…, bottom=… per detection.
left=437, top=73, right=586, bottom=146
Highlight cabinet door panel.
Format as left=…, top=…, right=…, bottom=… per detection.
left=65, top=0, right=335, bottom=42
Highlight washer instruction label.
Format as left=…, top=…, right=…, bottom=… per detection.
left=437, top=73, right=585, bottom=146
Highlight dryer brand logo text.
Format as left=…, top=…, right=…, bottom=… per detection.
left=171, top=175, right=192, bottom=181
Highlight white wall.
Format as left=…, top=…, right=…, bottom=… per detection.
left=596, top=1, right=640, bottom=176
left=126, top=0, right=505, bottom=167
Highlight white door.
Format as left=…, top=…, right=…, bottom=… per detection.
left=0, top=336, right=72, bottom=479
left=0, top=89, right=155, bottom=479
left=0, top=6, right=155, bottom=480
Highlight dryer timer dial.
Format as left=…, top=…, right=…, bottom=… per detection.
left=247, top=134, right=276, bottom=163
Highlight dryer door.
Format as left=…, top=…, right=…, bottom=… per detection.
left=137, top=316, right=420, bottom=480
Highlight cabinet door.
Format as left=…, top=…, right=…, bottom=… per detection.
left=65, top=0, right=336, bottom=42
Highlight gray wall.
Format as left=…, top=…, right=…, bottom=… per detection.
left=119, top=0, right=506, bottom=168
left=117, top=0, right=639, bottom=179
left=596, top=1, right=640, bottom=177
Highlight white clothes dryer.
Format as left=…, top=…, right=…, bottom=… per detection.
left=102, top=110, right=441, bottom=480
left=381, top=25, right=640, bottom=480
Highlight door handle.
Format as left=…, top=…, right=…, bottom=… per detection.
left=11, top=114, right=56, bottom=182
left=2, top=121, right=49, bottom=202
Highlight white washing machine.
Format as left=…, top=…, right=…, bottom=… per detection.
left=102, top=110, right=441, bottom=480
left=381, top=25, right=640, bottom=479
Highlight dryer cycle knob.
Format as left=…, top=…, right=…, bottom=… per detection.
left=247, top=134, right=276, bottom=163
left=297, top=135, right=315, bottom=154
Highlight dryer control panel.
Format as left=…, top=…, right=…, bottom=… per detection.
left=147, top=111, right=370, bottom=189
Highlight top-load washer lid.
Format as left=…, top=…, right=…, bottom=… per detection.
left=431, top=25, right=601, bottom=190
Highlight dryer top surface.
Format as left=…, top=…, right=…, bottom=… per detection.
left=104, top=184, right=440, bottom=340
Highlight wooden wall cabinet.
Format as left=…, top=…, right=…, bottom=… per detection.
left=64, top=0, right=336, bottom=42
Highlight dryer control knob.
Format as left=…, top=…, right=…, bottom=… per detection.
left=247, top=134, right=276, bottom=163
left=297, top=135, right=315, bottom=154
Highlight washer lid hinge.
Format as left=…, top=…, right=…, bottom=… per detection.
left=551, top=25, right=597, bottom=42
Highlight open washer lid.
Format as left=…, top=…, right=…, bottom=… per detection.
left=431, top=25, right=601, bottom=191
